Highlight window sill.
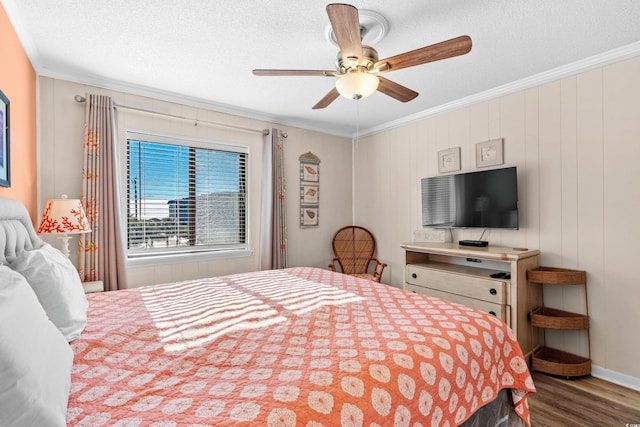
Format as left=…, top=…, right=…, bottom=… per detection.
left=126, top=248, right=252, bottom=267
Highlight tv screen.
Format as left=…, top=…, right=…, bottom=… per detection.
left=421, top=166, right=518, bottom=229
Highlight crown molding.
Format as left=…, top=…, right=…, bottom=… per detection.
left=359, top=41, right=640, bottom=138
left=32, top=39, right=640, bottom=140
left=36, top=66, right=353, bottom=138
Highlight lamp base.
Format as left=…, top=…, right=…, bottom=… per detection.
left=56, top=235, right=71, bottom=258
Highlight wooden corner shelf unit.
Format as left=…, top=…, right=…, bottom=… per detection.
left=527, top=267, right=591, bottom=377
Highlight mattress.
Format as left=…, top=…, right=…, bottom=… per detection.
left=66, top=267, right=534, bottom=426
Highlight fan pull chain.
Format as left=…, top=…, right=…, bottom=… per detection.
left=355, top=98, right=360, bottom=148
left=352, top=99, right=360, bottom=225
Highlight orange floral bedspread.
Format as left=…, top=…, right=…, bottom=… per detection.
left=67, top=267, right=535, bottom=426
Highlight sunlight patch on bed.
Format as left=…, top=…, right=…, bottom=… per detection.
left=139, top=270, right=364, bottom=354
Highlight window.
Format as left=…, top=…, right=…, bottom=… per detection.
left=125, top=131, right=248, bottom=259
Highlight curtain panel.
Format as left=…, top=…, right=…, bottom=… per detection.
left=78, top=94, right=127, bottom=290
left=260, top=128, right=288, bottom=270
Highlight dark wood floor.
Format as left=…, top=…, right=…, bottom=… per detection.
left=528, top=371, right=640, bottom=427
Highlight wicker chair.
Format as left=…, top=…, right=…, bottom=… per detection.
left=329, top=225, right=387, bottom=282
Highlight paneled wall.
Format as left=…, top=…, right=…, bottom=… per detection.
left=38, top=77, right=352, bottom=287
left=354, top=56, right=640, bottom=383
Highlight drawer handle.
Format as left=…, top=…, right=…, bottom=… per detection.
left=489, top=288, right=497, bottom=295
left=489, top=311, right=497, bottom=316
left=411, top=273, right=417, bottom=279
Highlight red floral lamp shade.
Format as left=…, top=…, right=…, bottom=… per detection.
left=37, top=195, right=91, bottom=258
left=38, top=195, right=91, bottom=234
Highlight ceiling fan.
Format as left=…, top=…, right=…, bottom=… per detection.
left=253, top=3, right=472, bottom=109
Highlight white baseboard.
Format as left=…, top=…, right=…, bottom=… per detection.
left=592, top=364, right=640, bottom=391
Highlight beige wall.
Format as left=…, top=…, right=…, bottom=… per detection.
left=38, top=77, right=352, bottom=287
left=354, top=56, right=640, bottom=385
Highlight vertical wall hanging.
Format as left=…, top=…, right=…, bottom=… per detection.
left=299, top=152, right=320, bottom=227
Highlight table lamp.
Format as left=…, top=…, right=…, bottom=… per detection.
left=37, top=194, right=91, bottom=258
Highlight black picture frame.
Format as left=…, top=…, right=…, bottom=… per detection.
left=0, top=89, right=9, bottom=188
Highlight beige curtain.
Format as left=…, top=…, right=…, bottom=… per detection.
left=260, top=128, right=288, bottom=270
left=78, top=94, right=127, bottom=290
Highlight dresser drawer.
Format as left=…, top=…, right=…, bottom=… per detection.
left=406, top=264, right=508, bottom=304
left=407, top=284, right=509, bottom=322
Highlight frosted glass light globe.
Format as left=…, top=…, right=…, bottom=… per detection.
left=336, top=72, right=379, bottom=100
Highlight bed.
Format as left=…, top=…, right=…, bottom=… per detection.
left=0, top=197, right=535, bottom=426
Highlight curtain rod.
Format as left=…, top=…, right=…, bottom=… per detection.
left=74, top=95, right=270, bottom=136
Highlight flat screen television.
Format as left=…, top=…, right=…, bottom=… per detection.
left=421, top=166, right=518, bottom=229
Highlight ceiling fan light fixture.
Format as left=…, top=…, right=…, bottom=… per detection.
left=254, top=5, right=471, bottom=109
left=336, top=71, right=379, bottom=100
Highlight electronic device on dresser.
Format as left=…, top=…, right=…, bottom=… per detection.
left=459, top=239, right=489, bottom=247
left=421, top=166, right=519, bottom=235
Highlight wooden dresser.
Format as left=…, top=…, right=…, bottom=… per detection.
left=402, top=242, right=540, bottom=358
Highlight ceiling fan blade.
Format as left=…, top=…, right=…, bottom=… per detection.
left=374, top=35, right=472, bottom=73
left=312, top=87, right=340, bottom=109
left=377, top=77, right=419, bottom=102
left=253, top=69, right=337, bottom=77
left=326, top=3, right=363, bottom=62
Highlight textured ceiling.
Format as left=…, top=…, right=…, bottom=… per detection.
left=3, top=0, right=640, bottom=136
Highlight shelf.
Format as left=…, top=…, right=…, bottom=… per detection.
left=530, top=306, right=589, bottom=330
left=532, top=346, right=591, bottom=377
left=401, top=242, right=540, bottom=262
left=527, top=267, right=586, bottom=285
left=407, top=261, right=509, bottom=282
left=528, top=266, right=590, bottom=377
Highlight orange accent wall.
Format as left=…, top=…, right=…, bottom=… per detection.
left=0, top=4, right=37, bottom=222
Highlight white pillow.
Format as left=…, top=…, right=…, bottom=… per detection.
left=0, top=265, right=73, bottom=427
left=10, top=243, right=88, bottom=341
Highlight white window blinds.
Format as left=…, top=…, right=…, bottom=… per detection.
left=125, top=132, right=248, bottom=258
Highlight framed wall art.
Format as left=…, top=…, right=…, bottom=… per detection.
left=476, top=138, right=504, bottom=168
left=0, top=90, right=10, bottom=188
left=438, top=147, right=461, bottom=173
left=299, top=152, right=320, bottom=227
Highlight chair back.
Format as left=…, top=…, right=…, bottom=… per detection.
left=331, top=226, right=376, bottom=275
